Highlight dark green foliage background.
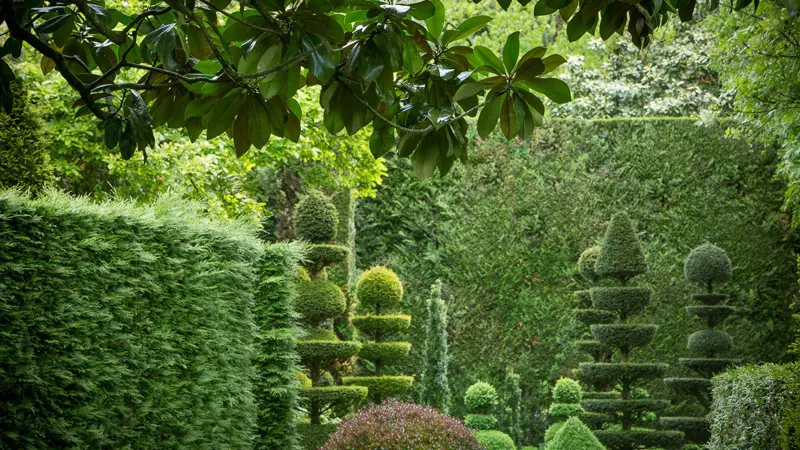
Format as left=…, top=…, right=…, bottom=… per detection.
left=356, top=118, right=797, bottom=440
left=0, top=190, right=298, bottom=449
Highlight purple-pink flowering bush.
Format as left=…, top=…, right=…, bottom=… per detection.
left=321, top=401, right=484, bottom=450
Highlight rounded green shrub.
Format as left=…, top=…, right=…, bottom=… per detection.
left=351, top=314, right=411, bottom=337
left=293, top=191, right=339, bottom=244
left=579, top=246, right=601, bottom=283
left=295, top=280, right=346, bottom=325
left=465, top=381, right=499, bottom=413
left=594, top=212, right=649, bottom=281
left=296, top=266, right=311, bottom=282
left=549, top=403, right=585, bottom=420
left=358, top=342, right=411, bottom=364
left=474, top=430, right=517, bottom=450
left=660, top=416, right=710, bottom=443
left=356, top=267, right=404, bottom=312
left=687, top=329, right=734, bottom=357
left=553, top=377, right=583, bottom=404
left=303, top=327, right=338, bottom=341
left=684, top=243, right=732, bottom=289
left=548, top=417, right=606, bottom=450
left=465, top=413, right=498, bottom=430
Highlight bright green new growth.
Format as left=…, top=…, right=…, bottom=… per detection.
left=662, top=243, right=738, bottom=444
left=293, top=192, right=365, bottom=448
left=465, top=382, right=499, bottom=413
left=594, top=213, right=649, bottom=282
left=474, top=430, right=517, bottom=450
left=579, top=246, right=602, bottom=284
left=545, top=378, right=585, bottom=444
left=421, top=280, right=451, bottom=413
left=684, top=243, right=733, bottom=292
left=465, top=381, right=515, bottom=448
left=553, top=378, right=583, bottom=404
left=348, top=266, right=413, bottom=403
left=548, top=417, right=607, bottom=450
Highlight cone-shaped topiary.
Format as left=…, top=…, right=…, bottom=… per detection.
left=344, top=267, right=413, bottom=403
left=545, top=378, right=585, bottom=443
left=578, top=213, right=684, bottom=449
left=661, top=243, right=739, bottom=444
left=574, top=246, right=618, bottom=429
left=421, top=280, right=451, bottom=413
left=464, top=382, right=516, bottom=450
left=293, top=192, right=366, bottom=449
left=548, top=417, right=607, bottom=450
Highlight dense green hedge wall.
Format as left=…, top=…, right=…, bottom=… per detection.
left=0, top=190, right=299, bottom=449
left=356, top=118, right=797, bottom=440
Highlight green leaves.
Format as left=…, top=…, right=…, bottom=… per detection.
left=503, top=31, right=520, bottom=73
left=478, top=93, right=506, bottom=138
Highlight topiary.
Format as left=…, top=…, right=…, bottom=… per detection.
left=475, top=430, right=517, bottom=450
left=464, top=381, right=516, bottom=447
left=579, top=213, right=684, bottom=449
left=579, top=246, right=601, bottom=284
left=547, top=417, right=606, bottom=450
left=321, top=401, right=484, bottom=450
left=545, top=378, right=585, bottom=444
left=465, top=381, right=499, bottom=413
left=661, top=243, right=739, bottom=445
left=420, top=280, right=451, bottom=413
left=293, top=190, right=340, bottom=244
left=347, top=266, right=413, bottom=403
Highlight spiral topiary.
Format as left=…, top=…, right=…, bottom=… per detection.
left=293, top=192, right=365, bottom=449
left=578, top=213, right=684, bottom=449
left=344, top=267, right=413, bottom=403
left=661, top=243, right=739, bottom=444
left=464, top=382, right=516, bottom=449
left=544, top=378, right=586, bottom=444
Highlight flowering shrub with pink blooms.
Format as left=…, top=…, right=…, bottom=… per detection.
left=321, top=401, right=484, bottom=450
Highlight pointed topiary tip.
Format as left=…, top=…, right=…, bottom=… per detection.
left=684, top=242, right=732, bottom=289
left=548, top=417, right=606, bottom=450
left=594, top=212, right=648, bottom=281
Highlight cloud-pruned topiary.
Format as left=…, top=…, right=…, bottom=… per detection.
left=294, top=190, right=340, bottom=244
left=421, top=280, right=451, bottom=413
left=545, top=378, right=585, bottom=444
left=321, top=401, right=484, bottom=450
left=662, top=243, right=739, bottom=444
left=548, top=417, right=607, bottom=450
left=465, top=382, right=516, bottom=449
left=579, top=213, right=684, bottom=449
left=293, top=191, right=365, bottom=449
left=346, top=267, right=413, bottom=403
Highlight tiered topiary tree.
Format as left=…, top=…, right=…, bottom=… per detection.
left=577, top=212, right=684, bottom=450
left=344, top=267, right=414, bottom=403
left=548, top=417, right=607, bottom=450
left=544, top=378, right=586, bottom=444
left=661, top=243, right=738, bottom=444
left=574, top=246, right=619, bottom=429
left=421, top=279, right=451, bottom=413
left=292, top=191, right=368, bottom=450
left=465, top=381, right=517, bottom=450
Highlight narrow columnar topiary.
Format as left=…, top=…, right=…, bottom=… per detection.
left=578, top=213, right=684, bottom=450
left=293, top=192, right=366, bottom=449
left=574, top=246, right=618, bottom=429
left=421, top=280, right=451, bottom=413
left=547, top=417, right=607, bottom=450
left=661, top=243, right=739, bottom=444
left=345, top=267, right=413, bottom=403
left=544, top=378, right=585, bottom=443
left=465, top=382, right=517, bottom=450
left=499, top=367, right=523, bottom=446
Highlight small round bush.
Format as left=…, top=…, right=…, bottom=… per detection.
left=356, top=267, right=404, bottom=313
left=295, top=280, right=347, bottom=325
left=465, top=413, right=498, bottom=430
left=465, top=381, right=499, bottom=413
left=321, top=401, right=484, bottom=450
left=553, top=377, right=582, bottom=404
left=684, top=243, right=732, bottom=289
left=294, top=191, right=339, bottom=244
left=474, top=430, right=517, bottom=450
left=687, top=329, right=734, bottom=357
left=578, top=246, right=601, bottom=283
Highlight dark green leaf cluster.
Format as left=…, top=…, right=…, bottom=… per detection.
left=582, top=399, right=670, bottom=415
left=575, top=290, right=593, bottom=308
left=578, top=363, right=668, bottom=387
left=296, top=423, right=339, bottom=450
left=575, top=309, right=618, bottom=326
left=685, top=305, right=735, bottom=329
left=0, top=191, right=288, bottom=449
left=295, top=280, right=347, bottom=326
left=341, top=376, right=414, bottom=398
left=294, top=191, right=339, bottom=245
left=465, top=381, right=499, bottom=413
left=547, top=417, right=606, bottom=450
left=591, top=287, right=651, bottom=321
left=304, top=244, right=349, bottom=274
left=590, top=324, right=657, bottom=355
left=356, top=267, right=404, bottom=313
left=593, top=430, right=684, bottom=449
left=474, top=430, right=517, bottom=450
left=684, top=243, right=733, bottom=290
left=687, top=329, right=734, bottom=358
left=465, top=413, right=498, bottom=431
left=594, top=212, right=649, bottom=282
left=660, top=417, right=710, bottom=443
left=679, top=358, right=740, bottom=379
left=662, top=378, right=712, bottom=398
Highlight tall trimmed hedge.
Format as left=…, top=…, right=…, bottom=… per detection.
left=0, top=80, right=53, bottom=191
left=0, top=190, right=300, bottom=449
left=356, top=118, right=797, bottom=437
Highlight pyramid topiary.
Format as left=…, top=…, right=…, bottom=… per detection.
left=577, top=212, right=684, bottom=450
left=464, top=382, right=517, bottom=450
left=548, top=417, right=607, bottom=450
left=574, top=246, right=618, bottom=429
left=344, top=267, right=413, bottom=402
left=661, top=243, right=739, bottom=444
left=293, top=191, right=367, bottom=449
left=544, top=378, right=585, bottom=443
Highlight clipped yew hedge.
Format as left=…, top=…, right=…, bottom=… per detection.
left=0, top=190, right=300, bottom=449
left=357, top=118, right=797, bottom=436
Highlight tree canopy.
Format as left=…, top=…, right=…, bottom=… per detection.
left=0, top=0, right=763, bottom=177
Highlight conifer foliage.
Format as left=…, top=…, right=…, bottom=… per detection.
left=421, top=279, right=451, bottom=413
left=293, top=191, right=367, bottom=449
left=465, top=382, right=517, bottom=450
left=578, top=212, right=684, bottom=449
left=661, top=243, right=738, bottom=444
left=345, top=266, right=414, bottom=402
left=500, top=367, right=523, bottom=446
left=544, top=378, right=586, bottom=444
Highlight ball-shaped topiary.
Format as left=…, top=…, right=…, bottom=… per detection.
left=579, top=246, right=601, bottom=284
left=295, top=280, right=347, bottom=326
left=356, top=267, right=404, bottom=313
left=321, top=401, right=484, bottom=450
left=474, top=430, right=517, bottom=450
left=294, top=191, right=339, bottom=244
left=684, top=243, right=732, bottom=291
left=553, top=377, right=583, bottom=404
left=465, top=381, right=499, bottom=413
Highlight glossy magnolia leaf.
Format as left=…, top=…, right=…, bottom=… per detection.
left=453, top=77, right=504, bottom=102
left=119, top=119, right=136, bottom=160
left=207, top=95, right=244, bottom=139
left=523, top=78, right=571, bottom=104
left=426, top=0, right=445, bottom=38
left=541, top=55, right=567, bottom=75
left=128, top=91, right=155, bottom=151
left=302, top=34, right=335, bottom=84
left=410, top=133, right=439, bottom=178
left=503, top=31, right=520, bottom=74
left=142, top=24, right=176, bottom=64
left=534, top=0, right=558, bottom=16
left=103, top=117, right=122, bottom=149
left=680, top=0, right=698, bottom=20
left=369, top=125, right=395, bottom=158
left=233, top=104, right=251, bottom=157
left=477, top=93, right=506, bottom=138
left=546, top=0, right=573, bottom=10
left=248, top=98, right=272, bottom=148
left=474, top=46, right=506, bottom=74
left=34, top=14, right=72, bottom=35
left=513, top=86, right=546, bottom=116
left=567, top=12, right=598, bottom=41
left=514, top=58, right=545, bottom=82
left=441, top=16, right=493, bottom=45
